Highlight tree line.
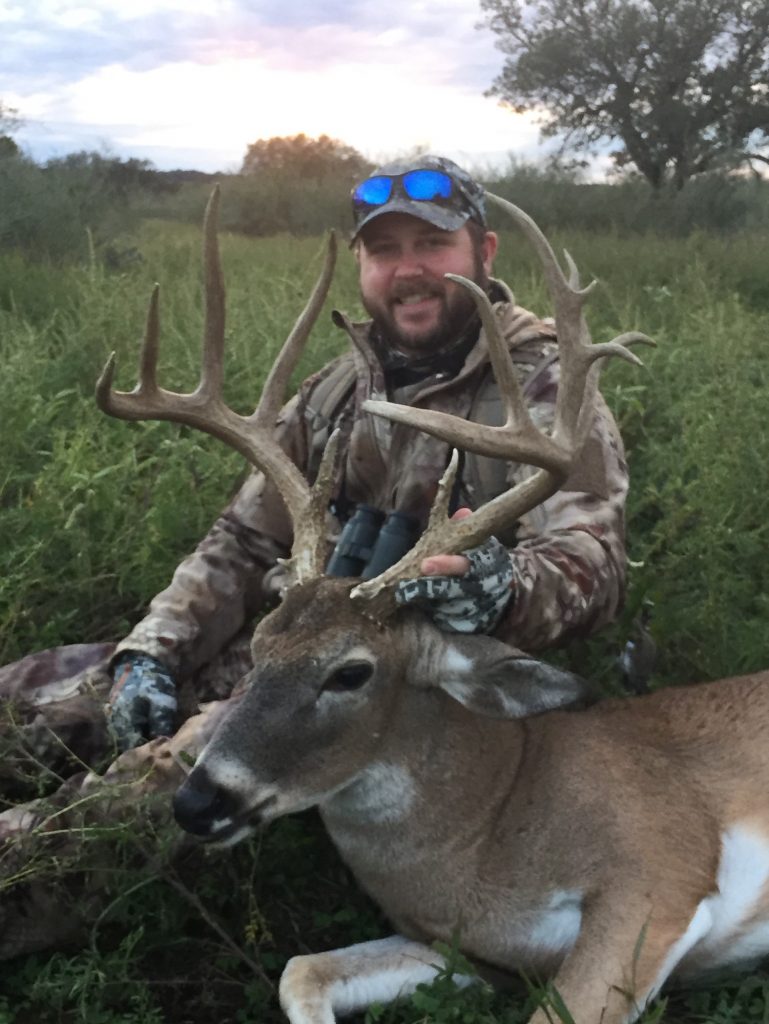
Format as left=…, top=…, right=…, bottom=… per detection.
left=2, top=139, right=767, bottom=270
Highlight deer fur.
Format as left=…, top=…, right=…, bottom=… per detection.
left=173, top=579, right=769, bottom=1024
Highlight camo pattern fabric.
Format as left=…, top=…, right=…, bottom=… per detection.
left=0, top=638, right=251, bottom=960
left=108, top=652, right=178, bottom=751
left=394, top=536, right=515, bottom=633
left=0, top=632, right=254, bottom=803
left=351, top=154, right=488, bottom=239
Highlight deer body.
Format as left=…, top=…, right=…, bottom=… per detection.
left=321, top=671, right=769, bottom=982
left=173, top=581, right=769, bottom=1023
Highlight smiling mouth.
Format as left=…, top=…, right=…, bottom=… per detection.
left=395, top=291, right=441, bottom=308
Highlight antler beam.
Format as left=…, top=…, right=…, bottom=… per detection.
left=352, top=191, right=653, bottom=615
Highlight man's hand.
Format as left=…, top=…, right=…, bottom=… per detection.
left=394, top=508, right=514, bottom=634
left=107, top=652, right=178, bottom=751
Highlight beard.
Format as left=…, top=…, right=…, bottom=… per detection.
left=361, top=255, right=489, bottom=356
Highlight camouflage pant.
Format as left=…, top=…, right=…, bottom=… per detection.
left=0, top=636, right=254, bottom=960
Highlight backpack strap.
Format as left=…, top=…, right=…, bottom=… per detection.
left=303, top=355, right=358, bottom=445
left=301, top=355, right=358, bottom=517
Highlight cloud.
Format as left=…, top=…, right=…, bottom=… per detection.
left=3, top=0, right=539, bottom=172
left=1, top=6, right=219, bottom=88
left=3, top=0, right=503, bottom=87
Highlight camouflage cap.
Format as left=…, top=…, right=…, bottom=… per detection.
left=351, top=155, right=487, bottom=240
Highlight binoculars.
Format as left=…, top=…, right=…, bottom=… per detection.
left=326, top=505, right=420, bottom=580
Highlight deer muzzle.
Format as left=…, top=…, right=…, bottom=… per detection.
left=173, top=765, right=275, bottom=844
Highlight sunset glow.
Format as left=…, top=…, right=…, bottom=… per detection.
left=3, top=1, right=548, bottom=172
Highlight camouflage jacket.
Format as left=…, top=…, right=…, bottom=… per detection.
left=116, top=280, right=628, bottom=678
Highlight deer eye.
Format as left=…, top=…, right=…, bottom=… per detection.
left=323, top=662, right=374, bottom=693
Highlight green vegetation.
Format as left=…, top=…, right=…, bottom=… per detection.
left=1, top=186, right=769, bottom=1022
left=0, top=223, right=356, bottom=662
left=3, top=142, right=769, bottom=263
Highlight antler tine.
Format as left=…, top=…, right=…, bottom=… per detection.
left=358, top=273, right=573, bottom=476
left=486, top=192, right=653, bottom=443
left=352, top=194, right=653, bottom=616
left=445, top=275, right=542, bottom=438
left=140, top=284, right=161, bottom=394
left=96, top=188, right=338, bottom=587
left=257, top=231, right=338, bottom=428
left=199, top=186, right=225, bottom=400
left=353, top=277, right=574, bottom=616
left=95, top=281, right=161, bottom=408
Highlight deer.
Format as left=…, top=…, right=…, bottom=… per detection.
left=97, top=188, right=769, bottom=1024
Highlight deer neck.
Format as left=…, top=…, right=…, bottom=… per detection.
left=319, top=685, right=527, bottom=872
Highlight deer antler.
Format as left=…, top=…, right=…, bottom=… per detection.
left=96, top=187, right=339, bottom=586
left=351, top=191, right=653, bottom=616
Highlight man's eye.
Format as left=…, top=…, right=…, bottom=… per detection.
left=369, top=244, right=397, bottom=257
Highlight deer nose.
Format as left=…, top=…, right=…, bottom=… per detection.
left=173, top=766, right=238, bottom=837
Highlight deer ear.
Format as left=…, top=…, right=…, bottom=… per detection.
left=434, top=634, right=595, bottom=719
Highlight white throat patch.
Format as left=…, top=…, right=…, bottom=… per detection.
left=332, top=761, right=416, bottom=824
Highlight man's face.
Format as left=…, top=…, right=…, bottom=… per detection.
left=357, top=214, right=498, bottom=355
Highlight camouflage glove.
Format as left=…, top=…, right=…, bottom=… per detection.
left=107, top=652, right=178, bottom=751
left=394, top=536, right=514, bottom=634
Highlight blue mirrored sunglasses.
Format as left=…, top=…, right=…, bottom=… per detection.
left=352, top=169, right=454, bottom=207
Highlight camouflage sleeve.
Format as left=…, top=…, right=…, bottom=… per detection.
left=114, top=390, right=309, bottom=679
left=493, top=378, right=628, bottom=654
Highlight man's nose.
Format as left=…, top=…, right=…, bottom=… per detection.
left=393, top=253, right=425, bottom=277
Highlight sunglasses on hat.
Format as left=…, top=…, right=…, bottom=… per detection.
left=352, top=168, right=456, bottom=207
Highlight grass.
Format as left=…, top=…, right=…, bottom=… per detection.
left=0, top=224, right=357, bottom=662
left=1, top=211, right=769, bottom=1022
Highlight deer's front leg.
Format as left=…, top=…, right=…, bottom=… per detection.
left=279, top=934, right=475, bottom=1024
left=526, top=890, right=711, bottom=1024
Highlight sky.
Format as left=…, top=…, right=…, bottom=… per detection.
left=0, top=0, right=556, bottom=174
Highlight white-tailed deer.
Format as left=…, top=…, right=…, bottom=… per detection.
left=98, top=190, right=769, bottom=1024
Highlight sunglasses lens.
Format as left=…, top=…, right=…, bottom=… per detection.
left=402, top=169, right=453, bottom=201
left=353, top=176, right=393, bottom=205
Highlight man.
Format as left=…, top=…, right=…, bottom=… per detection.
left=0, top=156, right=627, bottom=956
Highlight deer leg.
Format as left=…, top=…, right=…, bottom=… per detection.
left=526, top=892, right=711, bottom=1024
left=279, top=934, right=475, bottom=1024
